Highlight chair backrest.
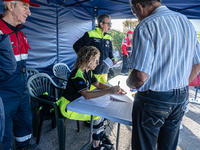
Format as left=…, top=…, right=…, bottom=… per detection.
left=52, top=63, right=71, bottom=87
left=27, top=73, right=62, bottom=105
left=26, top=67, right=39, bottom=80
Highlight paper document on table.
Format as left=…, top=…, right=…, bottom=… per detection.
left=103, top=57, right=120, bottom=68
left=103, top=57, right=113, bottom=68
left=110, top=94, right=133, bottom=103
left=78, top=94, right=112, bottom=108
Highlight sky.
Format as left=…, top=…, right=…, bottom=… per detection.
left=111, top=19, right=127, bottom=32
left=190, top=20, right=200, bottom=31
left=112, top=19, right=200, bottom=32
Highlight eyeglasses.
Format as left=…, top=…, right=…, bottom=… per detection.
left=103, top=22, right=112, bottom=26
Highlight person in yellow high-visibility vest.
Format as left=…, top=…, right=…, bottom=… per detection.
left=57, top=46, right=126, bottom=150
left=73, top=14, right=117, bottom=91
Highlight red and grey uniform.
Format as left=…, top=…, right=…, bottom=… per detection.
left=121, top=36, right=132, bottom=56
left=121, top=31, right=132, bottom=74
left=0, top=18, right=32, bottom=149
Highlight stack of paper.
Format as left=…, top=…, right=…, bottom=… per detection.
left=110, top=94, right=133, bottom=103
left=78, top=94, right=112, bottom=108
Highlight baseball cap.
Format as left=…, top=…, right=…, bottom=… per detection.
left=127, top=31, right=133, bottom=34
left=3, top=0, right=40, bottom=7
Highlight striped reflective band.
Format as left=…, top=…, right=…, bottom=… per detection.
left=15, top=54, right=28, bottom=61
left=15, top=134, right=32, bottom=142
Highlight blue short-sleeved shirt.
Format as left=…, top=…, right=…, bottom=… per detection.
left=128, top=6, right=200, bottom=91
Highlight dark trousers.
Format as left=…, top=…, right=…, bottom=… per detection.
left=121, top=54, right=130, bottom=74
left=0, top=142, right=4, bottom=150
left=132, top=88, right=187, bottom=150
left=1, top=88, right=32, bottom=150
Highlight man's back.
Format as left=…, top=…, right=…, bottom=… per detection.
left=130, top=6, right=200, bottom=91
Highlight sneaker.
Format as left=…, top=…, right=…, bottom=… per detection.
left=16, top=144, right=36, bottom=150
left=91, top=143, right=114, bottom=150
left=84, top=121, right=91, bottom=127
left=101, top=134, right=113, bottom=145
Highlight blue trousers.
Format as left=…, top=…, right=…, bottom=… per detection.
left=132, top=89, right=187, bottom=150
left=121, top=54, right=130, bottom=74
left=1, top=88, right=32, bottom=150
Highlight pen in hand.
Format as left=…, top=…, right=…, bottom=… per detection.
left=118, top=81, right=120, bottom=86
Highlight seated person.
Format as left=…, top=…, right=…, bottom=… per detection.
left=57, top=46, right=126, bottom=150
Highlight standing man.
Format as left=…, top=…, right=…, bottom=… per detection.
left=127, top=0, right=200, bottom=150
left=73, top=14, right=117, bottom=87
left=121, top=30, right=133, bottom=75
left=0, top=1, right=40, bottom=150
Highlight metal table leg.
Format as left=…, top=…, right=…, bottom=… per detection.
left=116, top=123, right=120, bottom=150
left=81, top=115, right=94, bottom=150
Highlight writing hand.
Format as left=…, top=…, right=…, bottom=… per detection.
left=109, top=86, right=120, bottom=94
left=119, top=88, right=127, bottom=94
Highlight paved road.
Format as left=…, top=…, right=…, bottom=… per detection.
left=10, top=72, right=200, bottom=150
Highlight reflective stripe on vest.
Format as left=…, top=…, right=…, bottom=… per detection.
left=15, top=54, right=28, bottom=61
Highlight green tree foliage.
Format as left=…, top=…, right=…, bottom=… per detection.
left=109, top=29, right=125, bottom=55
left=197, top=31, right=200, bottom=43
left=122, top=19, right=138, bottom=33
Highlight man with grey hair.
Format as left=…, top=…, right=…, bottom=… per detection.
left=0, top=0, right=39, bottom=150
left=126, top=0, right=200, bottom=149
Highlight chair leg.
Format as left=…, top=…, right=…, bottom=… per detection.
left=57, top=118, right=68, bottom=150
left=32, top=107, right=40, bottom=137
left=77, top=121, right=80, bottom=132
left=36, top=115, right=45, bottom=144
left=52, top=117, right=56, bottom=129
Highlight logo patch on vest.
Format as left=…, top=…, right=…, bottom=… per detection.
left=94, top=38, right=100, bottom=43
left=78, top=81, right=84, bottom=84
left=105, top=40, right=110, bottom=47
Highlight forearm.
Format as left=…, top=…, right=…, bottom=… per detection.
left=80, top=88, right=111, bottom=100
left=96, top=82, right=111, bottom=89
left=126, top=69, right=149, bottom=88
left=189, top=63, right=200, bottom=83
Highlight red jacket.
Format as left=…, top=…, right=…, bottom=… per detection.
left=0, top=19, right=30, bottom=62
left=121, top=36, right=132, bottom=55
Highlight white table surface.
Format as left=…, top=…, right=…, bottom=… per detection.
left=66, top=75, right=134, bottom=126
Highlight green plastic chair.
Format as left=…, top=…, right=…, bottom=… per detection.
left=52, top=63, right=71, bottom=88
left=27, top=73, right=79, bottom=150
left=26, top=67, right=39, bottom=80
left=26, top=67, right=40, bottom=137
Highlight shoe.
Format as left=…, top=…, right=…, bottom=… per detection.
left=101, top=133, right=113, bottom=145
left=16, top=144, right=36, bottom=150
left=91, top=143, right=114, bottom=150
left=84, top=121, right=91, bottom=127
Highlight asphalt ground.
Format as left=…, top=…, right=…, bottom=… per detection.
left=10, top=65, right=200, bottom=150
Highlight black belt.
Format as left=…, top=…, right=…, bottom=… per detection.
left=14, top=66, right=26, bottom=73
left=140, top=87, right=187, bottom=95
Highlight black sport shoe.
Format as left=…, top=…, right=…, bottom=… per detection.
left=101, top=134, right=113, bottom=145
left=91, top=143, right=114, bottom=150
left=84, top=121, right=91, bottom=127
